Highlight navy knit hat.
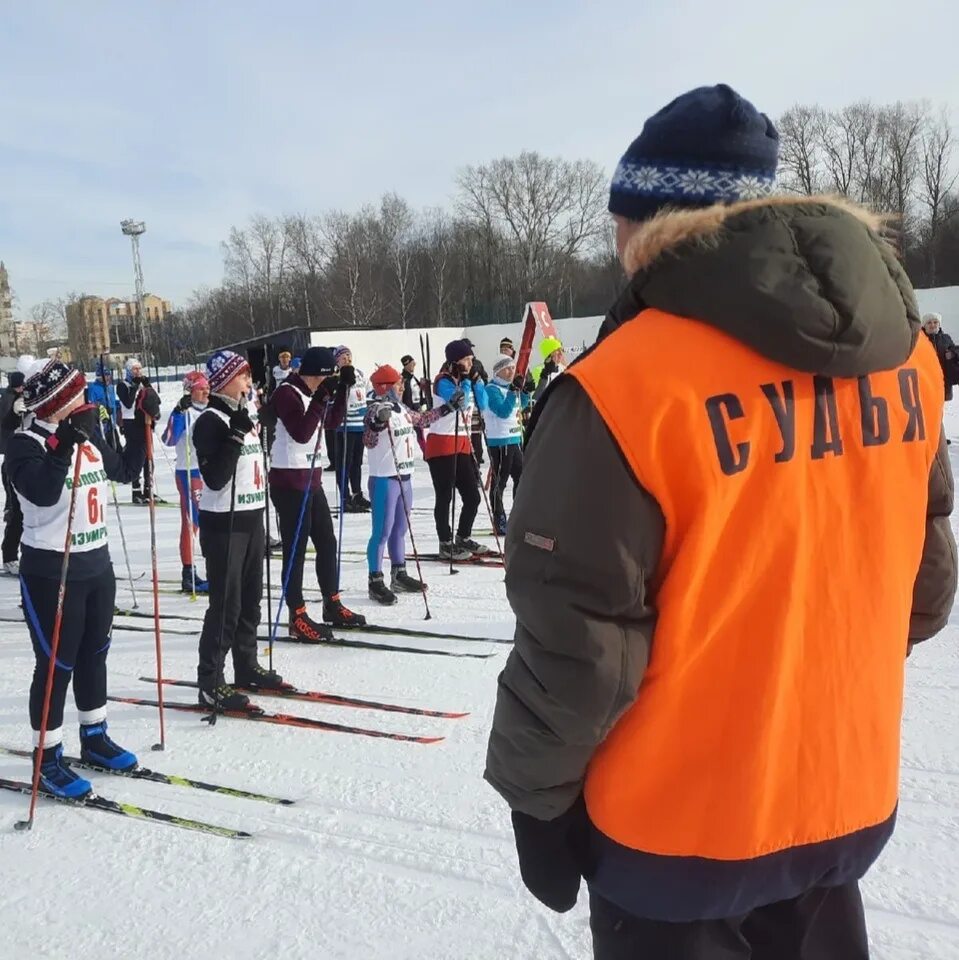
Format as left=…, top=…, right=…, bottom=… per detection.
left=445, top=339, right=473, bottom=364
left=299, top=346, right=336, bottom=377
left=609, top=84, right=779, bottom=223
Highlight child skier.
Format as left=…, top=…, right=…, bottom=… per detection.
left=363, top=365, right=462, bottom=605
left=6, top=358, right=156, bottom=798
left=483, top=354, right=530, bottom=536
left=269, top=346, right=366, bottom=637
left=192, top=350, right=283, bottom=709
left=333, top=346, right=371, bottom=512
left=116, top=358, right=165, bottom=504
left=163, top=371, right=210, bottom=594
left=425, top=340, right=490, bottom=560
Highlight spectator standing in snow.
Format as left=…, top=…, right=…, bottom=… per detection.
left=426, top=340, right=491, bottom=561
left=116, top=358, right=164, bottom=504
left=483, top=354, right=530, bottom=535
left=162, top=371, right=211, bottom=594
left=486, top=84, right=957, bottom=959
left=0, top=369, right=26, bottom=575
left=921, top=312, right=958, bottom=401
left=400, top=354, right=430, bottom=452
left=333, top=346, right=371, bottom=512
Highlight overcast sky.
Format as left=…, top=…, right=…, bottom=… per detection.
left=1, top=0, right=956, bottom=315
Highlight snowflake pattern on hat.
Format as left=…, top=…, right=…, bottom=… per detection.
left=611, top=161, right=775, bottom=204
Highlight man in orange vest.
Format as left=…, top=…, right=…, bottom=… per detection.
left=485, top=84, right=957, bottom=959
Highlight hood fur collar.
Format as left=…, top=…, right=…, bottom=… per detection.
left=622, top=194, right=888, bottom=276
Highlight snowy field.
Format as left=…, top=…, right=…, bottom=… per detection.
left=0, top=387, right=958, bottom=960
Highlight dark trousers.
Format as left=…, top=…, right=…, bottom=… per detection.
left=471, top=430, right=485, bottom=464
left=334, top=430, right=364, bottom=499
left=589, top=883, right=869, bottom=960
left=489, top=444, right=523, bottom=520
left=197, top=518, right=264, bottom=687
left=428, top=454, right=480, bottom=542
left=2, top=462, right=23, bottom=563
left=21, top=569, right=116, bottom=733
left=270, top=484, right=338, bottom=610
left=325, top=428, right=337, bottom=466
left=120, top=419, right=150, bottom=494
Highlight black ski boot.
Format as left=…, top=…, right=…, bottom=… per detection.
left=352, top=492, right=372, bottom=512
left=456, top=535, right=492, bottom=556
left=368, top=573, right=397, bottom=606
left=197, top=683, right=251, bottom=711
left=289, top=606, right=333, bottom=642
left=323, top=593, right=368, bottom=627
left=234, top=661, right=287, bottom=691
left=390, top=565, right=427, bottom=594
left=439, top=540, right=472, bottom=562
left=132, top=489, right=147, bottom=505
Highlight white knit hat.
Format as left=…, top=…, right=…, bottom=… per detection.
left=492, top=354, right=516, bottom=377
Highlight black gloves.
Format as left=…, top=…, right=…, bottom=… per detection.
left=312, top=375, right=339, bottom=404
left=510, top=375, right=525, bottom=392
left=374, top=404, right=393, bottom=424
left=53, top=403, right=99, bottom=451
left=176, top=394, right=193, bottom=412
left=137, top=387, right=161, bottom=421
left=511, top=796, right=589, bottom=914
left=228, top=406, right=255, bottom=440
left=542, top=359, right=558, bottom=379
left=338, top=365, right=357, bottom=388
left=447, top=388, right=466, bottom=411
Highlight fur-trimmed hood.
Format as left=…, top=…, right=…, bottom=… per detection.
left=602, top=195, right=921, bottom=378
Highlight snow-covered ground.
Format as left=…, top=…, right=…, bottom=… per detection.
left=1, top=386, right=958, bottom=960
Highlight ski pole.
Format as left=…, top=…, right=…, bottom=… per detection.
left=336, top=422, right=348, bottom=587
left=449, top=408, right=459, bottom=577
left=204, top=465, right=237, bottom=728
left=384, top=424, right=431, bottom=620
left=144, top=417, right=166, bottom=752
left=99, top=356, right=138, bottom=609
left=182, top=406, right=200, bottom=602
left=15, top=444, right=85, bottom=832
left=261, top=442, right=275, bottom=673
left=457, top=407, right=504, bottom=559
left=268, top=403, right=330, bottom=655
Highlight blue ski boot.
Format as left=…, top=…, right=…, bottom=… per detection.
left=37, top=744, right=93, bottom=799
left=79, top=721, right=138, bottom=772
left=181, top=565, right=209, bottom=594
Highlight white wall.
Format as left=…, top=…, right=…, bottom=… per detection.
left=309, top=315, right=606, bottom=380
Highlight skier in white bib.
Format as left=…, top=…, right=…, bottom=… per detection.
left=6, top=358, right=156, bottom=798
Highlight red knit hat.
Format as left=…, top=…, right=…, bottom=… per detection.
left=370, top=364, right=401, bottom=394
left=23, top=359, right=87, bottom=421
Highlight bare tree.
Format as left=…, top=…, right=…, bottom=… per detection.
left=320, top=209, right=385, bottom=327
left=779, top=105, right=824, bottom=194
left=884, top=101, right=926, bottom=223
left=919, top=109, right=959, bottom=283
left=380, top=193, right=419, bottom=328
left=457, top=151, right=607, bottom=295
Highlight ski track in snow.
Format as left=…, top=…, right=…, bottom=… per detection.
left=0, top=385, right=957, bottom=959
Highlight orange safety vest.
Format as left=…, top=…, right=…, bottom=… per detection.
left=572, top=308, right=942, bottom=862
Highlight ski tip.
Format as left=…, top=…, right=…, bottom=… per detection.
left=419, top=737, right=445, bottom=744
left=14, top=819, right=33, bottom=832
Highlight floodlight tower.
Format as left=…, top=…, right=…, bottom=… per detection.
left=120, top=218, right=148, bottom=358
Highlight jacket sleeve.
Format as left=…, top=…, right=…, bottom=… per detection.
left=163, top=410, right=185, bottom=447
left=274, top=384, right=324, bottom=443
left=99, top=428, right=146, bottom=485
left=909, top=431, right=957, bottom=643
left=192, top=412, right=242, bottom=492
left=485, top=383, right=518, bottom=419
left=5, top=432, right=72, bottom=507
left=485, top=377, right=664, bottom=820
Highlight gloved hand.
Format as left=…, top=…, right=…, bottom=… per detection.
left=510, top=375, right=525, bottom=392
left=13, top=396, right=25, bottom=416
left=511, top=796, right=589, bottom=914
left=228, top=406, right=255, bottom=440
left=132, top=374, right=151, bottom=388
left=177, top=394, right=193, bottom=412
left=447, top=388, right=467, bottom=411
left=98, top=404, right=111, bottom=422
left=338, top=365, right=357, bottom=388
left=374, top=404, right=393, bottom=424
left=137, top=387, right=161, bottom=421
left=53, top=403, right=99, bottom=450
left=542, top=359, right=558, bottom=379
left=311, top=375, right=339, bottom=404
